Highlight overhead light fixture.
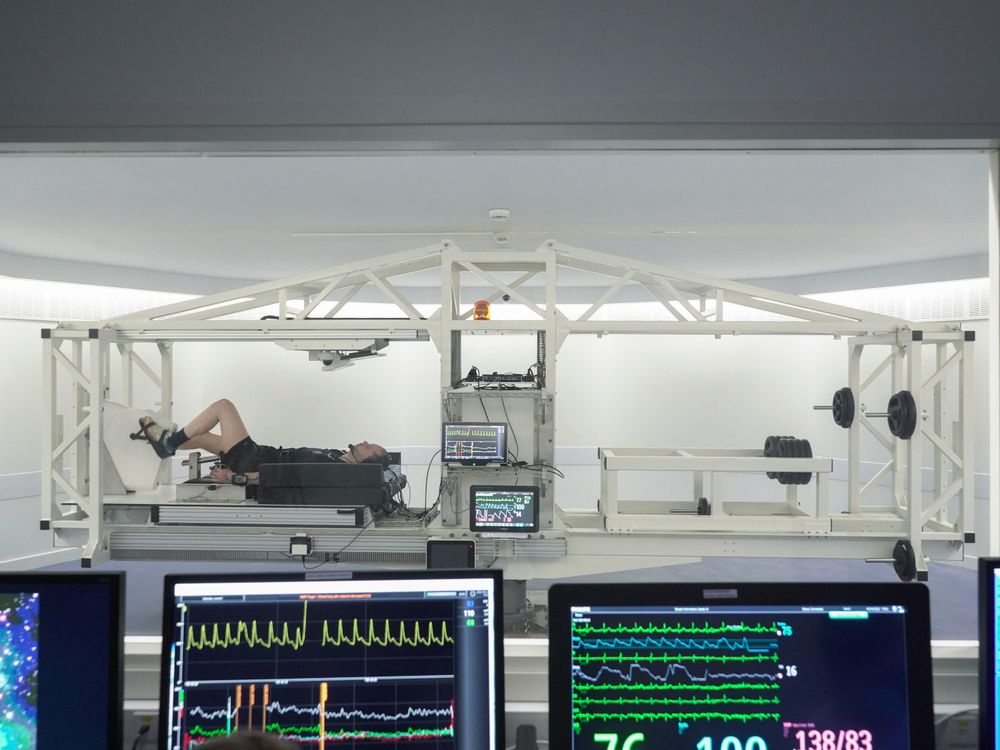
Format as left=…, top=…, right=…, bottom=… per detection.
left=488, top=208, right=511, bottom=221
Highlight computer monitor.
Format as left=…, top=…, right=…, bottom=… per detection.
left=548, top=582, right=934, bottom=749
left=470, top=485, right=540, bottom=533
left=0, top=572, right=125, bottom=750
left=160, top=570, right=504, bottom=749
left=980, top=558, right=1000, bottom=747
left=441, top=422, right=507, bottom=465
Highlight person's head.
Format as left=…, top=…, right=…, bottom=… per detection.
left=346, top=440, right=391, bottom=467
left=196, top=733, right=296, bottom=750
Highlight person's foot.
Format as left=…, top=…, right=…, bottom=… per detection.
left=138, top=416, right=176, bottom=458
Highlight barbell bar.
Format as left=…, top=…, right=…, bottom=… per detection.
left=814, top=388, right=920, bottom=440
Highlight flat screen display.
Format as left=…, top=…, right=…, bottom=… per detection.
left=441, top=422, right=507, bottom=465
left=0, top=572, right=124, bottom=750
left=549, top=582, right=933, bottom=750
left=470, top=485, right=539, bottom=533
left=980, top=558, right=1000, bottom=748
left=160, top=570, right=504, bottom=749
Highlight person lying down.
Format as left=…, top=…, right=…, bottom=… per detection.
left=137, top=398, right=390, bottom=485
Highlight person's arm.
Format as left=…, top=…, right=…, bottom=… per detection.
left=209, top=466, right=260, bottom=485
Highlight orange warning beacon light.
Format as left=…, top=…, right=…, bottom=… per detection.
left=473, top=300, right=491, bottom=320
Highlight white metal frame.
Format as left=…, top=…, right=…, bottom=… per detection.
left=41, top=242, right=974, bottom=577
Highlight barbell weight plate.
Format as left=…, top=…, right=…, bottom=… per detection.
left=886, top=390, right=917, bottom=440
left=764, top=435, right=794, bottom=480
left=764, top=435, right=780, bottom=479
left=797, top=438, right=813, bottom=485
left=831, top=387, right=855, bottom=429
left=892, top=539, right=917, bottom=582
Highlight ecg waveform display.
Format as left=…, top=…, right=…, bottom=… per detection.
left=568, top=606, right=913, bottom=750
left=442, top=423, right=506, bottom=463
left=471, top=487, right=538, bottom=531
left=166, top=583, right=497, bottom=750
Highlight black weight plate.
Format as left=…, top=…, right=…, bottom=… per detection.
left=887, top=390, right=917, bottom=440
left=765, top=435, right=794, bottom=480
left=776, top=437, right=795, bottom=485
left=892, top=539, right=917, bottom=582
left=797, top=438, right=813, bottom=484
left=832, top=387, right=855, bottom=429
left=764, top=435, right=779, bottom=479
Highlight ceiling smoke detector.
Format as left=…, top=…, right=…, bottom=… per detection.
left=488, top=208, right=511, bottom=221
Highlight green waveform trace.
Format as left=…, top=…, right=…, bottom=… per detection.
left=575, top=696, right=781, bottom=707
left=573, top=621, right=783, bottom=636
left=188, top=723, right=454, bottom=741
left=571, top=711, right=782, bottom=725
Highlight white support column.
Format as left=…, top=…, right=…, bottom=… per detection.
left=933, top=343, right=949, bottom=525
left=960, top=337, right=975, bottom=543
left=892, top=343, right=906, bottom=513
left=907, top=334, right=926, bottom=579
left=159, top=342, right=173, bottom=421
left=990, top=150, right=1000, bottom=555
left=71, top=339, right=89, bottom=499
left=158, top=341, right=174, bottom=486
left=847, top=342, right=862, bottom=513
left=118, top=343, right=134, bottom=407
left=83, top=331, right=109, bottom=566
left=40, top=334, right=56, bottom=527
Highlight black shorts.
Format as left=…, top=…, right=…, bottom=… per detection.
left=219, top=436, right=280, bottom=474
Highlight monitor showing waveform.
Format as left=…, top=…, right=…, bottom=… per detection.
left=549, top=582, right=934, bottom=750
left=161, top=571, right=503, bottom=750
left=470, top=485, right=539, bottom=533
left=978, top=559, right=1000, bottom=748
left=441, top=422, right=507, bottom=465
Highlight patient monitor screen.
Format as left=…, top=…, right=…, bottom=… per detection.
left=549, top=584, right=933, bottom=750
left=441, top=422, right=507, bottom=465
left=161, top=572, right=503, bottom=749
left=470, top=485, right=539, bottom=533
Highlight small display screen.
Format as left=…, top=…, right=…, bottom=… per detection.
left=441, top=422, right=507, bottom=465
left=470, top=485, right=539, bottom=533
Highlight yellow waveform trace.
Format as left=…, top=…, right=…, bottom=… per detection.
left=185, top=601, right=454, bottom=651
left=322, top=616, right=453, bottom=647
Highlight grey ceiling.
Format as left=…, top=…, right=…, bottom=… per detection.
left=0, top=151, right=989, bottom=296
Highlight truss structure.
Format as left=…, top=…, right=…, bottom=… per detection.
left=40, top=242, right=974, bottom=578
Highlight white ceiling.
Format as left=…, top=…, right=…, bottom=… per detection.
left=0, top=151, right=989, bottom=297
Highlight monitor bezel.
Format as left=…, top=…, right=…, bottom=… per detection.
left=469, top=484, right=540, bottom=533
left=981, top=557, right=1000, bottom=748
left=548, top=581, right=934, bottom=748
left=159, top=569, right=505, bottom=750
left=0, top=571, right=125, bottom=750
left=441, top=421, right=508, bottom=465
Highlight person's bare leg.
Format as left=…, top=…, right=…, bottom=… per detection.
left=181, top=399, right=250, bottom=453
left=180, top=432, right=225, bottom=455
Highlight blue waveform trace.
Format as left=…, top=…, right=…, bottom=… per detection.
left=573, top=635, right=779, bottom=653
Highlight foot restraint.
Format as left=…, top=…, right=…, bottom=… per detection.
left=136, top=416, right=175, bottom=458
